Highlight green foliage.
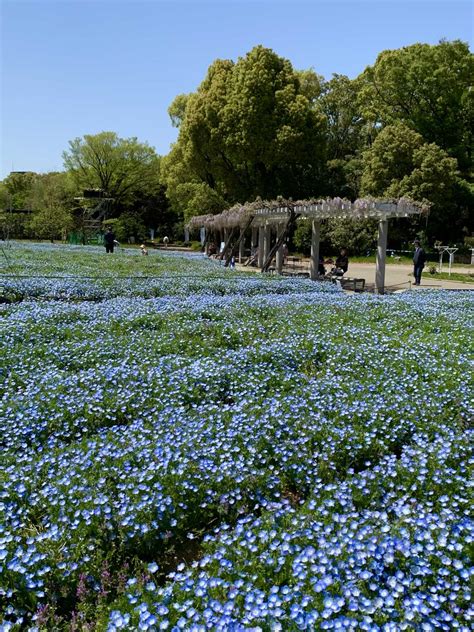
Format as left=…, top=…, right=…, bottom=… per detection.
left=358, top=40, right=474, bottom=173
left=168, top=93, right=190, bottom=128
left=1, top=171, right=37, bottom=209
left=325, top=217, right=379, bottom=255
left=29, top=172, right=75, bottom=241
left=112, top=213, right=147, bottom=243
left=319, top=75, right=368, bottom=159
left=0, top=172, right=76, bottom=240
left=360, top=122, right=425, bottom=195
left=63, top=132, right=160, bottom=210
left=295, top=68, right=325, bottom=105
left=385, top=143, right=458, bottom=205
left=162, top=46, right=327, bottom=216
left=292, top=218, right=378, bottom=256
left=292, top=219, right=314, bottom=253
left=360, top=123, right=464, bottom=242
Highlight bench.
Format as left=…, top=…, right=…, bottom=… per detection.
left=334, top=277, right=366, bottom=292
left=282, top=268, right=310, bottom=278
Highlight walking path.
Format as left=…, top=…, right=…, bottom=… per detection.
left=164, top=247, right=472, bottom=291
left=343, top=262, right=473, bottom=291
left=234, top=259, right=473, bottom=291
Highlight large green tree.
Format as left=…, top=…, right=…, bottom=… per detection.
left=360, top=122, right=469, bottom=242
left=358, top=40, right=474, bottom=173
left=162, top=46, right=326, bottom=220
left=0, top=172, right=38, bottom=238
left=316, top=74, right=372, bottom=197
left=1, top=171, right=37, bottom=210
left=63, top=132, right=160, bottom=212
left=29, top=172, right=75, bottom=241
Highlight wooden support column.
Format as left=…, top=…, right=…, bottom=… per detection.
left=225, top=216, right=253, bottom=266
left=310, top=219, right=321, bottom=281
left=275, top=224, right=285, bottom=274
left=238, top=237, right=245, bottom=263
left=251, top=227, right=258, bottom=250
left=263, top=223, right=271, bottom=267
left=220, top=226, right=236, bottom=262
left=375, top=218, right=388, bottom=294
left=261, top=208, right=301, bottom=273
left=257, top=225, right=264, bottom=268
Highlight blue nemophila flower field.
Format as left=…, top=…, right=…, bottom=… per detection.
left=0, top=243, right=472, bottom=631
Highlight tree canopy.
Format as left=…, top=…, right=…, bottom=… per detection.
left=358, top=40, right=473, bottom=173
left=162, top=46, right=326, bottom=221
left=63, top=132, right=160, bottom=211
left=360, top=122, right=464, bottom=241
left=2, top=39, right=472, bottom=248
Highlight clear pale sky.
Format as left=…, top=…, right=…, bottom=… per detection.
left=1, top=0, right=472, bottom=178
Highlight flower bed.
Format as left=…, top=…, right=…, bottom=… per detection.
left=0, top=243, right=472, bottom=630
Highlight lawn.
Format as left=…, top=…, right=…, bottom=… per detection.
left=0, top=243, right=472, bottom=631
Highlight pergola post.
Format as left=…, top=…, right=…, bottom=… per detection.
left=238, top=235, right=245, bottom=263
left=263, top=223, right=271, bottom=269
left=310, top=219, right=321, bottom=281
left=251, top=227, right=258, bottom=250
left=257, top=225, right=264, bottom=268
left=275, top=224, right=285, bottom=274
left=375, top=219, right=389, bottom=294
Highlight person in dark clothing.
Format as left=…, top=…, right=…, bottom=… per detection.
left=413, top=239, right=426, bottom=285
left=104, top=228, right=115, bottom=253
left=335, top=248, right=349, bottom=275
left=318, top=256, right=326, bottom=276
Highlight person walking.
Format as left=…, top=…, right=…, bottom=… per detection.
left=104, top=228, right=116, bottom=254
left=413, top=239, right=426, bottom=286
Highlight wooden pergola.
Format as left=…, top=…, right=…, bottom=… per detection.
left=188, top=197, right=428, bottom=293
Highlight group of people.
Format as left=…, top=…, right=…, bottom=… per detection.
left=320, top=241, right=427, bottom=286
left=104, top=230, right=427, bottom=287
left=103, top=229, right=170, bottom=255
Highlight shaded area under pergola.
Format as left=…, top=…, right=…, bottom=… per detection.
left=188, top=197, right=427, bottom=293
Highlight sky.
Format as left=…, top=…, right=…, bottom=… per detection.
left=1, top=0, right=472, bottom=178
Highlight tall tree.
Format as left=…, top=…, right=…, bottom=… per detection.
left=316, top=74, right=372, bottom=197
left=1, top=171, right=37, bottom=209
left=360, top=122, right=468, bottom=242
left=0, top=172, right=38, bottom=239
left=358, top=40, right=474, bottom=173
left=29, top=172, right=75, bottom=241
left=63, top=132, right=160, bottom=212
left=162, top=46, right=326, bottom=220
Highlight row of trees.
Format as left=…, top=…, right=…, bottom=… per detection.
left=1, top=39, right=473, bottom=249
left=0, top=134, right=174, bottom=242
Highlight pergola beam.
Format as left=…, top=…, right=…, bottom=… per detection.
left=187, top=197, right=426, bottom=232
